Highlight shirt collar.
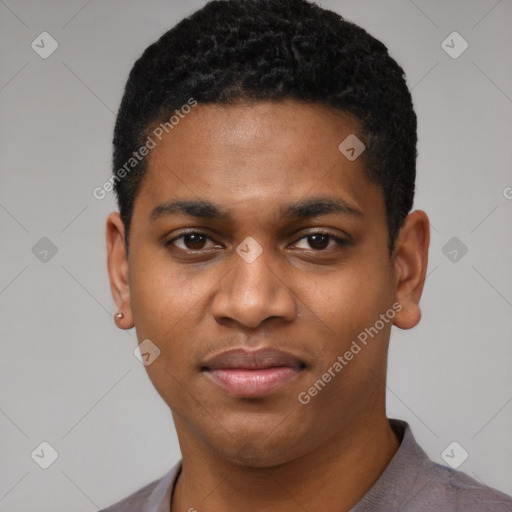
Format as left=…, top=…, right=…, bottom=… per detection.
left=143, top=419, right=429, bottom=511
left=350, top=419, right=437, bottom=511
left=142, top=461, right=181, bottom=512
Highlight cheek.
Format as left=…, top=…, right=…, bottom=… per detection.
left=127, top=248, right=226, bottom=375
left=129, top=268, right=177, bottom=340
left=127, top=255, right=205, bottom=408
left=301, top=257, right=394, bottom=352
left=128, top=247, right=203, bottom=336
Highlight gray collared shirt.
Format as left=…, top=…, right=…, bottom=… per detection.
left=99, top=419, right=512, bottom=511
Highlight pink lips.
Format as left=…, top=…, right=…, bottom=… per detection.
left=202, top=348, right=305, bottom=397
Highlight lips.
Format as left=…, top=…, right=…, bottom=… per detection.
left=202, top=348, right=306, bottom=397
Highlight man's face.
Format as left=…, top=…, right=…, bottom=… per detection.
left=120, top=100, right=399, bottom=466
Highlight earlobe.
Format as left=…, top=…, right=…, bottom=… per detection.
left=392, top=210, right=430, bottom=331
left=106, top=212, right=134, bottom=329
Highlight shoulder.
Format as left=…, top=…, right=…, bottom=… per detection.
left=393, top=420, right=512, bottom=511
left=99, top=479, right=160, bottom=512
left=411, top=462, right=512, bottom=512
left=353, top=420, right=512, bottom=512
left=98, top=462, right=181, bottom=512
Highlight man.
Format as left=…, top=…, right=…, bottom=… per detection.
left=101, top=0, right=512, bottom=510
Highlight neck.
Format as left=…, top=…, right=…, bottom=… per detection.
left=171, top=414, right=400, bottom=512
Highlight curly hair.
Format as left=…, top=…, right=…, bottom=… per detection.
left=113, top=0, right=417, bottom=254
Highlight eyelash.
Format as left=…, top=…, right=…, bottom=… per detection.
left=165, top=229, right=351, bottom=253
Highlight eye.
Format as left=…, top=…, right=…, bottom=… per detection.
left=166, top=231, right=220, bottom=251
left=292, top=232, right=349, bottom=251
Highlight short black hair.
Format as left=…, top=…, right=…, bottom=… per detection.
left=113, top=0, right=417, bottom=254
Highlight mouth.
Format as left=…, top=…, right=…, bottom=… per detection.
left=201, top=347, right=307, bottom=398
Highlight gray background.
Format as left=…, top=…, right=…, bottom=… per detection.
left=0, top=0, right=511, bottom=510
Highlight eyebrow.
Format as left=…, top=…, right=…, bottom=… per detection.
left=282, top=197, right=363, bottom=220
left=149, top=197, right=363, bottom=222
left=150, top=199, right=230, bottom=221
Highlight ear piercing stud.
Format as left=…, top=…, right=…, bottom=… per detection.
left=115, top=311, right=124, bottom=320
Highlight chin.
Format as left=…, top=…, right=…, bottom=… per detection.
left=204, top=416, right=314, bottom=468
left=215, top=440, right=298, bottom=468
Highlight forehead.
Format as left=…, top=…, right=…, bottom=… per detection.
left=135, top=100, right=382, bottom=222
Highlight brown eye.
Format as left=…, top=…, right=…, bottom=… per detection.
left=306, top=233, right=330, bottom=250
left=181, top=233, right=207, bottom=250
left=292, top=232, right=348, bottom=251
left=166, top=232, right=218, bottom=251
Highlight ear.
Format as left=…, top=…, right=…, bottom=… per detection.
left=392, top=210, right=430, bottom=330
left=106, top=212, right=134, bottom=329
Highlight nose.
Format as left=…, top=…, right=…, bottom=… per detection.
left=211, top=243, right=297, bottom=329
